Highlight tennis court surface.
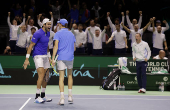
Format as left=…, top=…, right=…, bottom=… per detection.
left=0, top=85, right=170, bottom=110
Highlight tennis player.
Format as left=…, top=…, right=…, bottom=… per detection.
left=52, top=19, right=76, bottom=105
left=132, top=33, right=151, bottom=93
left=23, top=18, right=52, bottom=103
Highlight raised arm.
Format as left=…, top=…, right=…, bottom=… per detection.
left=17, top=26, right=21, bottom=34
left=26, top=16, right=31, bottom=27
left=121, top=22, right=131, bottom=33
left=68, top=0, right=71, bottom=10
left=142, top=18, right=153, bottom=32
left=19, top=13, right=26, bottom=26
left=7, top=12, right=12, bottom=27
left=106, top=32, right=114, bottom=44
left=126, top=10, right=133, bottom=29
left=101, top=26, right=107, bottom=38
left=107, top=12, right=115, bottom=32
left=69, top=19, right=73, bottom=30
left=120, top=12, right=125, bottom=29
left=138, top=11, right=142, bottom=29
left=50, top=12, right=54, bottom=30
left=162, top=20, right=169, bottom=32
left=147, top=24, right=153, bottom=32
left=37, top=14, right=43, bottom=27
left=152, top=17, right=156, bottom=32
left=71, top=24, right=76, bottom=35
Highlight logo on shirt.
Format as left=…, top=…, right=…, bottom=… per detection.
left=32, top=37, right=35, bottom=39
left=0, top=63, right=11, bottom=78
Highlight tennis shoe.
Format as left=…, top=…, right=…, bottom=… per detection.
left=140, top=88, right=146, bottom=93
left=121, top=66, right=131, bottom=74
left=68, top=95, right=73, bottom=104
left=42, top=96, right=52, bottom=102
left=58, top=97, right=64, bottom=105
left=138, top=89, right=142, bottom=93
left=34, top=97, right=45, bottom=103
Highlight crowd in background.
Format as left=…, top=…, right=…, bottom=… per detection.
left=2, top=0, right=170, bottom=57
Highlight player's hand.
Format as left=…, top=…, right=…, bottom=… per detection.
left=23, top=59, right=30, bottom=70
left=126, top=10, right=129, bottom=15
left=144, top=58, right=148, bottom=62
left=8, top=12, right=10, bottom=16
left=133, top=58, right=136, bottom=61
left=126, top=45, right=128, bottom=49
left=49, top=58, right=52, bottom=64
left=139, top=11, right=142, bottom=15
left=163, top=20, right=167, bottom=24
left=52, top=60, right=56, bottom=67
left=165, top=46, right=168, bottom=50
left=121, top=12, right=124, bottom=16
left=107, top=12, right=110, bottom=17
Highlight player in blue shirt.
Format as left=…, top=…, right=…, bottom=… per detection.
left=52, top=19, right=76, bottom=105
left=23, top=18, right=52, bottom=103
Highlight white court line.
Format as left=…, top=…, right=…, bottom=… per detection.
left=0, top=97, right=170, bottom=101
left=19, top=98, right=31, bottom=110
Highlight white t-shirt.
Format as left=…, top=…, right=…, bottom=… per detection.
left=27, top=25, right=38, bottom=35
left=153, top=55, right=168, bottom=59
left=26, top=34, right=33, bottom=48
left=52, top=5, right=61, bottom=20
left=48, top=31, right=55, bottom=49
left=153, top=31, right=166, bottom=49
left=16, top=30, right=29, bottom=48
left=85, top=26, right=101, bottom=43
left=130, top=29, right=143, bottom=46
left=73, top=30, right=87, bottom=48
left=111, top=30, right=127, bottom=49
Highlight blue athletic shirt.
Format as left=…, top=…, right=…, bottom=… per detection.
left=31, top=28, right=50, bottom=57
left=53, top=28, right=76, bottom=61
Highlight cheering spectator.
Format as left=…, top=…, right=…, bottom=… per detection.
left=106, top=24, right=128, bottom=54
left=153, top=50, right=168, bottom=59
left=79, top=4, right=90, bottom=24
left=152, top=17, right=168, bottom=55
left=26, top=16, right=38, bottom=35
left=4, top=46, right=11, bottom=55
left=85, top=19, right=101, bottom=55
left=7, top=12, right=26, bottom=53
left=91, top=2, right=102, bottom=19
left=26, top=27, right=36, bottom=50
left=37, top=12, right=53, bottom=30
left=67, top=0, right=79, bottom=23
left=121, top=18, right=152, bottom=49
left=88, top=26, right=107, bottom=55
left=71, top=24, right=87, bottom=54
left=16, top=25, right=29, bottom=54
left=53, top=22, right=60, bottom=33
left=147, top=19, right=169, bottom=33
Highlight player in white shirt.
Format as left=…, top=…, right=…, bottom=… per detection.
left=71, top=24, right=87, bottom=54
left=106, top=24, right=128, bottom=54
left=88, top=26, right=107, bottom=55
left=26, top=27, right=36, bottom=50
left=147, top=19, right=169, bottom=33
left=7, top=12, right=26, bottom=53
left=16, top=25, right=29, bottom=54
left=151, top=17, right=168, bottom=55
left=85, top=19, right=101, bottom=55
left=37, top=12, right=54, bottom=31
left=26, top=16, right=38, bottom=35
left=153, top=50, right=168, bottom=59
left=121, top=18, right=153, bottom=51
left=132, top=33, right=151, bottom=93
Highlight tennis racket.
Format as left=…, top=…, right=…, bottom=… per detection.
left=44, top=55, right=59, bottom=82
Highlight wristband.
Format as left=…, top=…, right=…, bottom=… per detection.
left=26, top=54, right=30, bottom=58
left=47, top=52, right=51, bottom=58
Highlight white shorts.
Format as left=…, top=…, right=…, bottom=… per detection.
left=33, top=55, right=50, bottom=69
left=57, top=60, right=73, bottom=70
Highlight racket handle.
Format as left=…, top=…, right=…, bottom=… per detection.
left=54, top=55, right=59, bottom=62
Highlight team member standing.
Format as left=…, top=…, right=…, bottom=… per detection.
left=132, top=33, right=151, bottom=93
left=52, top=19, right=76, bottom=105
left=23, top=18, right=52, bottom=103
left=106, top=24, right=128, bottom=54
left=71, top=24, right=86, bottom=54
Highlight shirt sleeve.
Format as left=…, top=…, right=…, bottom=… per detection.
left=31, top=33, right=40, bottom=44
left=53, top=32, right=60, bottom=41
left=163, top=34, right=166, bottom=41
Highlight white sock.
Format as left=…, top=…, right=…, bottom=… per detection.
left=36, top=88, right=41, bottom=94
left=68, top=89, right=72, bottom=96
left=41, top=88, right=46, bottom=93
left=60, top=92, right=64, bottom=98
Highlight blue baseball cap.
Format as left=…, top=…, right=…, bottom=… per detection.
left=58, top=19, right=68, bottom=25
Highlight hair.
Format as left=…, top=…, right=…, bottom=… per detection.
left=61, top=23, right=68, bottom=28
left=78, top=24, right=83, bottom=27
left=136, top=33, right=141, bottom=37
left=114, top=18, right=119, bottom=22
left=31, top=27, right=36, bottom=31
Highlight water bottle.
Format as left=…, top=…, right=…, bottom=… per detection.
left=119, top=83, right=122, bottom=91
left=122, top=83, right=125, bottom=91
left=113, top=81, right=116, bottom=90
left=117, top=83, right=120, bottom=90
left=158, top=84, right=161, bottom=91
left=161, top=82, right=164, bottom=92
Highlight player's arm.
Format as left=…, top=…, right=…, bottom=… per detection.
left=121, top=22, right=131, bottom=33
left=143, top=18, right=153, bottom=32
left=23, top=42, right=35, bottom=69
left=52, top=40, right=59, bottom=66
